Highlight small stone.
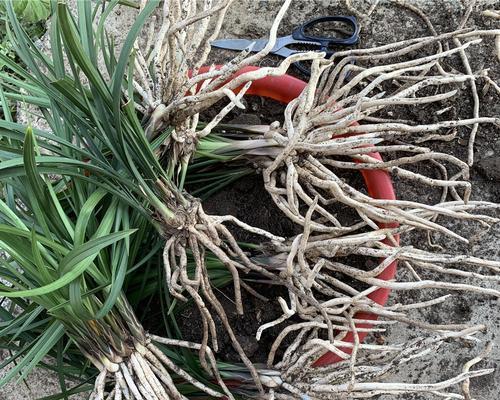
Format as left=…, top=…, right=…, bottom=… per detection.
left=228, top=113, right=261, bottom=125
left=237, top=335, right=259, bottom=357
left=375, top=334, right=386, bottom=345
left=476, top=156, right=500, bottom=181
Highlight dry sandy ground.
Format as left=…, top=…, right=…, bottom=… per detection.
left=1, top=0, right=500, bottom=399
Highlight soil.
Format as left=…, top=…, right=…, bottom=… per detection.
left=203, top=173, right=301, bottom=243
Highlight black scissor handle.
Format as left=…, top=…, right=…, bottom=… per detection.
left=293, top=60, right=316, bottom=76
left=292, top=16, right=360, bottom=48
left=292, top=16, right=359, bottom=76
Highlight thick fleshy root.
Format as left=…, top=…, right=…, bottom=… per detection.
left=232, top=29, right=500, bottom=237
left=88, top=336, right=234, bottom=400
left=188, top=28, right=500, bottom=395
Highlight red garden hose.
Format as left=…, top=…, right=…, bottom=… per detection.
left=191, top=66, right=399, bottom=367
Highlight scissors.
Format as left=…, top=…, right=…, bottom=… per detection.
left=211, top=16, right=360, bottom=76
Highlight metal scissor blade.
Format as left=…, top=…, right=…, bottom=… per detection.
left=211, top=38, right=270, bottom=52
left=212, top=36, right=323, bottom=57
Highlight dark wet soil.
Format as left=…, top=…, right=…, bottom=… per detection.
left=203, top=173, right=301, bottom=243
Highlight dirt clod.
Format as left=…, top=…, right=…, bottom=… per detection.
left=477, top=156, right=500, bottom=181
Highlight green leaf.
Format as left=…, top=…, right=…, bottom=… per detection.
left=11, top=0, right=52, bottom=23
left=37, top=382, right=94, bottom=400
left=111, top=0, right=158, bottom=139
left=5, top=1, right=55, bottom=80
left=23, top=126, right=47, bottom=210
left=55, top=340, right=69, bottom=400
left=74, top=188, right=108, bottom=245
left=8, top=305, right=45, bottom=344
left=0, top=304, right=43, bottom=340
left=57, top=3, right=112, bottom=105
left=0, top=198, right=27, bottom=230
left=0, top=229, right=137, bottom=298
left=30, top=228, right=54, bottom=284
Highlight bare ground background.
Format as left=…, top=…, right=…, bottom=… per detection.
left=1, top=0, right=500, bottom=399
